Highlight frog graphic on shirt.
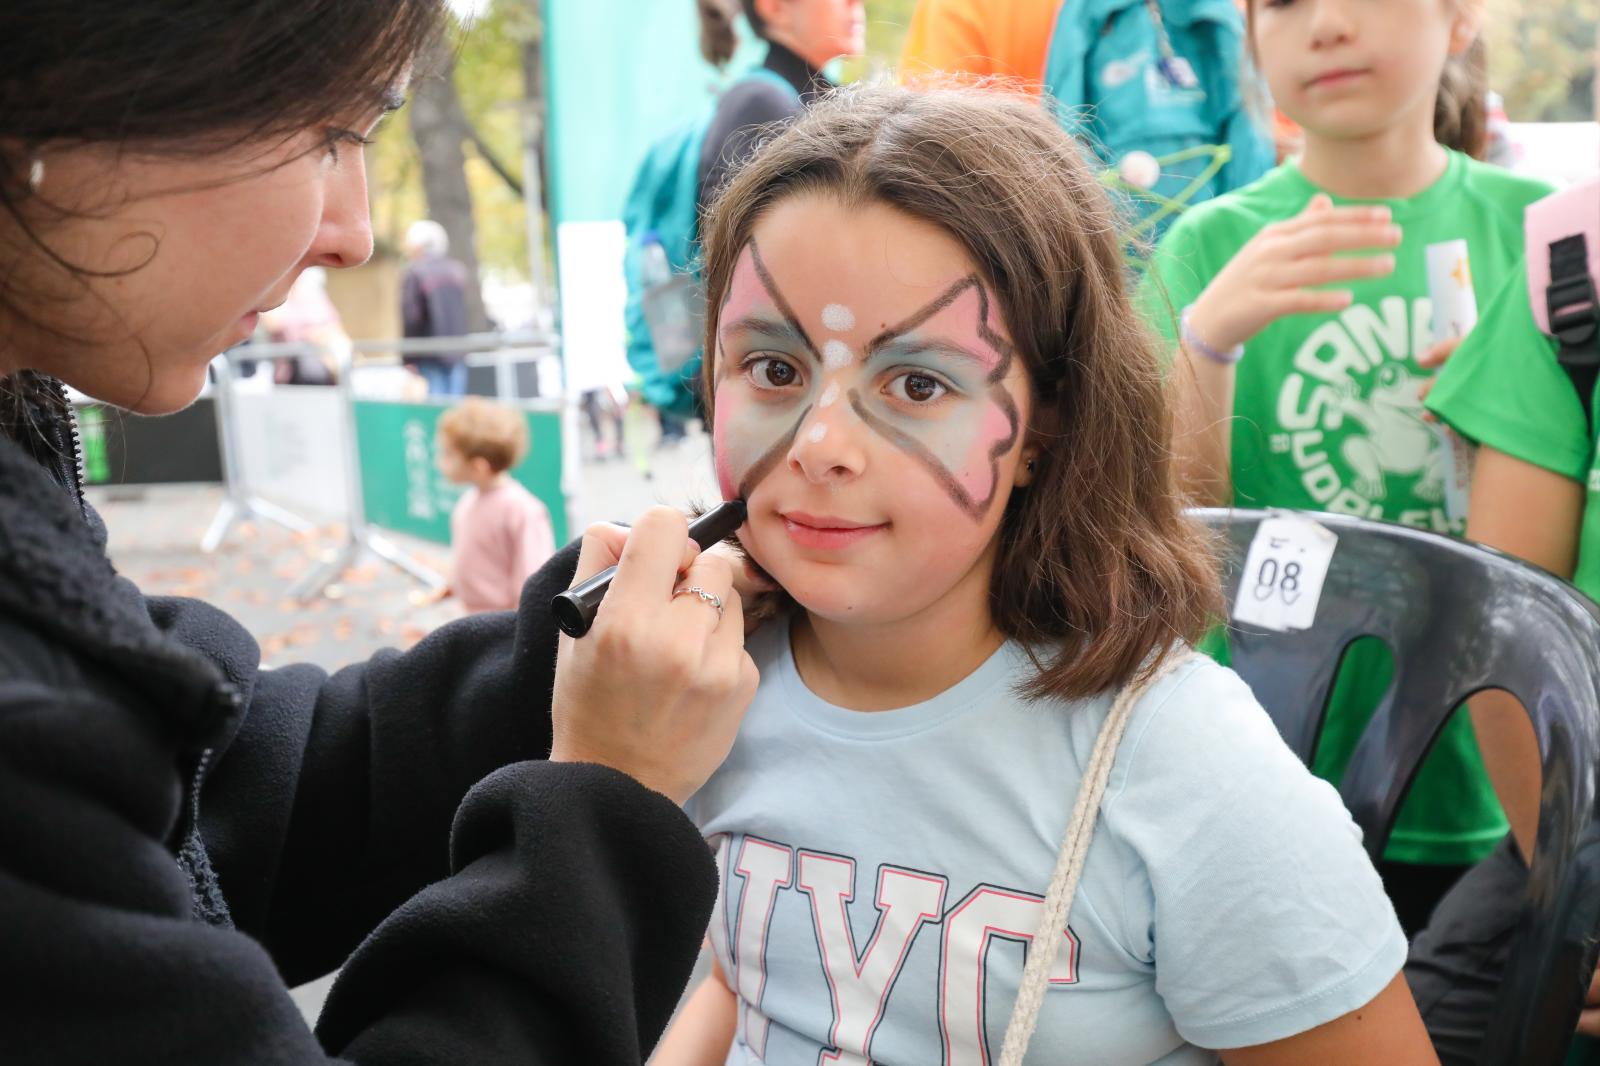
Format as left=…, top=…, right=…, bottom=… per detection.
left=1266, top=295, right=1460, bottom=534
left=1334, top=364, right=1443, bottom=502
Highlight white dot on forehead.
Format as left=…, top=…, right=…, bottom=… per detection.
left=821, top=304, right=855, bottom=332
left=822, top=340, right=853, bottom=369
left=807, top=423, right=828, bottom=443
left=818, top=381, right=840, bottom=408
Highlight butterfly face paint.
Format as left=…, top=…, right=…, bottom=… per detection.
left=712, top=242, right=1020, bottom=522
left=707, top=193, right=1034, bottom=626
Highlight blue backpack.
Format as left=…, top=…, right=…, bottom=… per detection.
left=622, top=68, right=800, bottom=419
left=1043, top=0, right=1274, bottom=246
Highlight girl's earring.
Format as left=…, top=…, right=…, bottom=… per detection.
left=26, top=158, right=44, bottom=192
left=1026, top=457, right=1037, bottom=474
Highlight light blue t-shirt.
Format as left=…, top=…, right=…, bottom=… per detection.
left=687, top=617, right=1407, bottom=1065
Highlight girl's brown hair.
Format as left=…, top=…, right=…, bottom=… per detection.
left=1435, top=37, right=1489, bottom=159
left=437, top=397, right=530, bottom=474
left=698, top=85, right=1222, bottom=700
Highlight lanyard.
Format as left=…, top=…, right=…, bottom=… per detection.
left=1145, top=0, right=1201, bottom=89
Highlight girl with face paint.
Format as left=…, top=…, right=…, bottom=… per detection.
left=652, top=87, right=1435, bottom=1066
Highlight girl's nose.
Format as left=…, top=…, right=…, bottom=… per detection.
left=787, top=398, right=867, bottom=486
left=1307, top=0, right=1356, bottom=49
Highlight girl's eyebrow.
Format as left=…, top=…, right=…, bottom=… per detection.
left=721, top=313, right=813, bottom=356
left=868, top=336, right=987, bottom=366
left=749, top=240, right=823, bottom=364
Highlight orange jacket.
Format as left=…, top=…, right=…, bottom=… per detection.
left=898, top=0, right=1062, bottom=94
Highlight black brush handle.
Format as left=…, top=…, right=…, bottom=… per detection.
left=551, top=500, right=748, bottom=638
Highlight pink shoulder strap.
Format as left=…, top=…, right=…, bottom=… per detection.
left=1527, top=175, right=1600, bottom=336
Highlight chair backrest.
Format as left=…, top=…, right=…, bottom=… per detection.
left=1194, top=508, right=1600, bottom=1065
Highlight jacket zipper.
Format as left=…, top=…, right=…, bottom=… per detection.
left=52, top=379, right=88, bottom=512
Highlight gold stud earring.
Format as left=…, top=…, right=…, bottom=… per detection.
left=26, top=158, right=44, bottom=192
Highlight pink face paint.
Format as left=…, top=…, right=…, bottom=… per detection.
left=711, top=243, right=821, bottom=500
left=712, top=243, right=1024, bottom=520
left=849, top=276, right=1021, bottom=518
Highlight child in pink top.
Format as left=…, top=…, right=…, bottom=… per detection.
left=435, top=398, right=556, bottom=613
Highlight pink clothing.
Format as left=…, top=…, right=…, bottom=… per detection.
left=449, top=480, right=556, bottom=613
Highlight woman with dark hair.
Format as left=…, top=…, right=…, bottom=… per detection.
left=0, top=5, right=759, bottom=1063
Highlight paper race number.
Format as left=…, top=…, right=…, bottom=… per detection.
left=1232, top=513, right=1339, bottom=632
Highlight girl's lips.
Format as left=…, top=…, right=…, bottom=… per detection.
left=1307, top=68, right=1370, bottom=90
left=782, top=515, right=887, bottom=551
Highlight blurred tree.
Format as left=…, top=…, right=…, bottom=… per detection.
left=370, top=2, right=546, bottom=294
left=409, top=31, right=490, bottom=330
left=1485, top=0, right=1599, bottom=122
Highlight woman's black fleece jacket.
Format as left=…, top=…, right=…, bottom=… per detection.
left=0, top=375, right=716, bottom=1064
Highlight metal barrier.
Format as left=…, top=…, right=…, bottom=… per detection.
left=201, top=354, right=315, bottom=553
left=212, top=331, right=570, bottom=602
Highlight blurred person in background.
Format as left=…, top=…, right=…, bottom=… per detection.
left=434, top=398, right=555, bottom=613
left=898, top=0, right=1059, bottom=92
left=400, top=218, right=471, bottom=397
left=260, top=266, right=347, bottom=385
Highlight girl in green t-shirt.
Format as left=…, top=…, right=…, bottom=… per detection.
left=1141, top=0, right=1554, bottom=935
left=1425, top=250, right=1600, bottom=1064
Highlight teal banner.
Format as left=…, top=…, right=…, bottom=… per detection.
left=352, top=400, right=567, bottom=546
left=543, top=0, right=763, bottom=227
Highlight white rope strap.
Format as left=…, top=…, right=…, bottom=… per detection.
left=996, top=651, right=1195, bottom=1066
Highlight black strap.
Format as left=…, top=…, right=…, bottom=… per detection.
left=1548, top=233, right=1600, bottom=434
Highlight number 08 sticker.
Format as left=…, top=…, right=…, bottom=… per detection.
left=1231, top=513, right=1339, bottom=632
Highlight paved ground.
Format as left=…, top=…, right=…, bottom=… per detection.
left=90, top=420, right=719, bottom=1032
left=93, top=423, right=719, bottom=673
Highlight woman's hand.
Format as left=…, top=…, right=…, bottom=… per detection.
left=550, top=507, right=760, bottom=804
left=1186, top=195, right=1402, bottom=354
left=704, top=538, right=782, bottom=636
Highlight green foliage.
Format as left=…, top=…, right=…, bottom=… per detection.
left=370, top=2, right=540, bottom=278
left=373, top=0, right=1599, bottom=286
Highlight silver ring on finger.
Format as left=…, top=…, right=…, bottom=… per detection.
left=672, top=584, right=725, bottom=621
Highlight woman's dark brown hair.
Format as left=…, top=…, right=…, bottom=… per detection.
left=0, top=1, right=441, bottom=418
left=0, top=2, right=441, bottom=331
left=698, top=85, right=1223, bottom=700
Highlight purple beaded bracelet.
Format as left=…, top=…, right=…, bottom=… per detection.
left=1180, top=304, right=1244, bottom=366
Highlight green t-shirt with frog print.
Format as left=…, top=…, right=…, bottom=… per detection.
left=1139, top=150, right=1554, bottom=866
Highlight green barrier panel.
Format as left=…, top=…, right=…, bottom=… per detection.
left=352, top=400, right=567, bottom=547
left=73, top=399, right=221, bottom=486
left=77, top=405, right=111, bottom=484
